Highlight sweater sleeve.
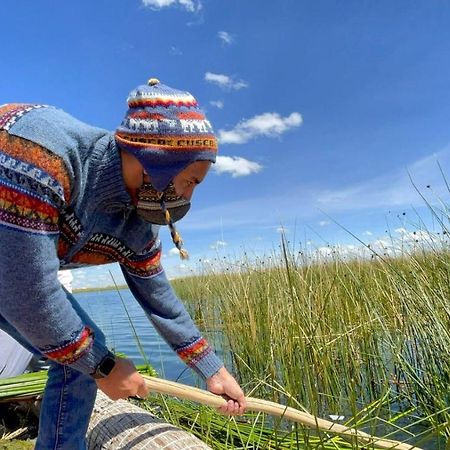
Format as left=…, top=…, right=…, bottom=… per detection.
left=0, top=132, right=109, bottom=375
left=120, top=261, right=224, bottom=379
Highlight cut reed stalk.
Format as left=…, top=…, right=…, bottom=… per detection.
left=142, top=375, right=422, bottom=450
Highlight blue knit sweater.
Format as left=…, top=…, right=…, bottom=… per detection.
left=0, top=104, right=223, bottom=378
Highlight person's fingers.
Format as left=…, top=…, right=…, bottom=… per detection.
left=217, top=405, right=228, bottom=414
left=216, top=399, right=241, bottom=416
left=137, top=380, right=150, bottom=398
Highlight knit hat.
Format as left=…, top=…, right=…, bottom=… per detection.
left=115, top=78, right=218, bottom=192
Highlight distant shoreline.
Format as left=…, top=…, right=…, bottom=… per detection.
left=72, top=285, right=129, bottom=293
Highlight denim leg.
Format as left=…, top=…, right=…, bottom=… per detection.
left=36, top=363, right=98, bottom=450
left=35, top=291, right=107, bottom=450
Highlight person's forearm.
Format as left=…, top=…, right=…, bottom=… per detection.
left=121, top=266, right=224, bottom=378
left=0, top=227, right=108, bottom=374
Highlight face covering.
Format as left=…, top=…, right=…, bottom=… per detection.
left=136, top=182, right=191, bottom=225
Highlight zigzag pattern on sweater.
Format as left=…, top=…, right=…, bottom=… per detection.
left=176, top=337, right=213, bottom=368
left=0, top=133, right=69, bottom=234
left=0, top=131, right=71, bottom=202
left=0, top=104, right=50, bottom=132
left=58, top=208, right=163, bottom=278
left=40, top=326, right=94, bottom=365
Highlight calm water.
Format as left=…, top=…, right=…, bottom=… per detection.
left=75, top=288, right=201, bottom=386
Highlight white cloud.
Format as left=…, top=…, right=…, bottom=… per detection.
left=394, top=227, right=407, bottom=234
left=218, top=31, right=234, bottom=45
left=170, top=46, right=182, bottom=55
left=210, top=240, right=228, bottom=249
left=204, top=72, right=248, bottom=90
left=210, top=100, right=224, bottom=109
left=168, top=247, right=180, bottom=256
left=319, top=220, right=330, bottom=227
left=142, top=0, right=201, bottom=12
left=317, top=147, right=450, bottom=212
left=181, top=144, right=450, bottom=233
left=362, top=231, right=373, bottom=236
left=317, top=246, right=333, bottom=257
left=276, top=226, right=289, bottom=233
left=213, top=156, right=262, bottom=177
left=219, top=112, right=303, bottom=144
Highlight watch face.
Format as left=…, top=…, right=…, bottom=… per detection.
left=100, top=355, right=116, bottom=377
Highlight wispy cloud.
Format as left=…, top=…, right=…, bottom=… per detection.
left=317, top=147, right=450, bottom=212
left=210, top=100, right=224, bottom=109
left=218, top=31, right=234, bottom=45
left=71, top=264, right=125, bottom=289
left=204, top=72, right=248, bottom=90
left=210, top=240, right=228, bottom=249
left=319, top=220, right=330, bottom=227
left=169, top=46, right=182, bottom=55
left=214, top=156, right=262, bottom=177
left=219, top=112, right=303, bottom=144
left=182, top=145, right=450, bottom=233
left=142, top=0, right=202, bottom=12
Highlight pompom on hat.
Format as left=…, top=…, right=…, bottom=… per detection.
left=115, top=77, right=218, bottom=192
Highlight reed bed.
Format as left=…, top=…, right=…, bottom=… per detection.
left=172, top=234, right=450, bottom=448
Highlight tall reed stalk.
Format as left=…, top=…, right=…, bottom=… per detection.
left=172, top=231, right=450, bottom=448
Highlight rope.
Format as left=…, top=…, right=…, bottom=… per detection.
left=142, top=375, right=422, bottom=450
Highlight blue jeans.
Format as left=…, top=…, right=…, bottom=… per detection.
left=0, top=291, right=105, bottom=450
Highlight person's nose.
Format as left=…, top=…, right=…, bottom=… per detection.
left=180, top=185, right=195, bottom=201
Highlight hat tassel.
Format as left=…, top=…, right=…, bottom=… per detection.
left=160, top=200, right=189, bottom=260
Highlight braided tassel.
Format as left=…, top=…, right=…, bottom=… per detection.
left=160, top=199, right=189, bottom=260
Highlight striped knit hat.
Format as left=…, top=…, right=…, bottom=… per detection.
left=116, top=78, right=218, bottom=259
left=115, top=78, right=218, bottom=192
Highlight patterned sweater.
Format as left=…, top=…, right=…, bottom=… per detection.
left=0, top=104, right=223, bottom=378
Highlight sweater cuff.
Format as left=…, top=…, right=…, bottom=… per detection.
left=68, top=337, right=110, bottom=375
left=176, top=337, right=224, bottom=379
left=190, top=351, right=224, bottom=379
left=41, top=326, right=109, bottom=375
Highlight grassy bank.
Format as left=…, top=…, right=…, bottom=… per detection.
left=172, top=236, right=450, bottom=448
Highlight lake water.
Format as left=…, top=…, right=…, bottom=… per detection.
left=75, top=288, right=202, bottom=386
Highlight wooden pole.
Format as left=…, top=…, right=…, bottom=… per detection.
left=143, top=375, right=422, bottom=450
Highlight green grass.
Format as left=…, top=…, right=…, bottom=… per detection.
left=171, top=233, right=450, bottom=448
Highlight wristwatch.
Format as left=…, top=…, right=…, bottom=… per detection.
left=91, top=351, right=116, bottom=379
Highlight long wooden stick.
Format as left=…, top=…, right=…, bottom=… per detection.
left=143, top=375, right=422, bottom=450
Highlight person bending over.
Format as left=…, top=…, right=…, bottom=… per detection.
left=0, top=78, right=246, bottom=449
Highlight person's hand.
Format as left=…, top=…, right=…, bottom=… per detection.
left=206, top=367, right=247, bottom=415
left=95, top=357, right=149, bottom=401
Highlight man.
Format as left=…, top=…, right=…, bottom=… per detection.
left=0, top=78, right=246, bottom=449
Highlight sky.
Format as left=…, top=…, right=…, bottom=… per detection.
left=3, top=0, right=450, bottom=288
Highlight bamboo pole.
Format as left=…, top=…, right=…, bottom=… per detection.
left=142, top=375, right=422, bottom=450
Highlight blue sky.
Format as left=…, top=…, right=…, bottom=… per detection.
left=3, top=0, right=450, bottom=288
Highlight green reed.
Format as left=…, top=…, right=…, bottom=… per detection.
left=172, top=233, right=450, bottom=448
